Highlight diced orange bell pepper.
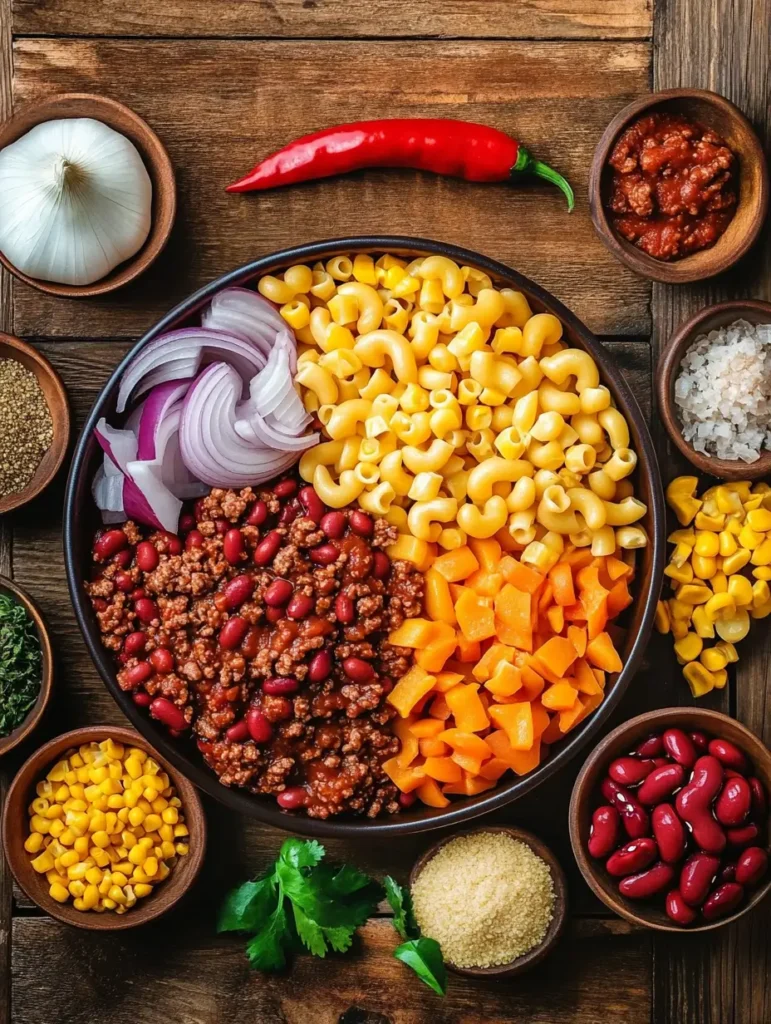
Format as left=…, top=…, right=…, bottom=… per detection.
left=450, top=751, right=484, bottom=775
left=519, top=659, right=546, bottom=701
left=472, top=643, right=514, bottom=682
left=537, top=583, right=555, bottom=617
left=586, top=631, right=623, bottom=673
left=580, top=690, right=605, bottom=715
left=455, top=588, right=497, bottom=642
left=489, top=702, right=534, bottom=750
left=442, top=772, right=497, bottom=796
left=546, top=604, right=565, bottom=634
left=495, top=526, right=521, bottom=553
left=393, top=717, right=419, bottom=768
left=574, top=657, right=603, bottom=695
left=558, top=699, right=585, bottom=734
left=548, top=562, right=576, bottom=606
left=425, top=568, right=457, bottom=626
left=419, top=737, right=449, bottom=758
left=531, top=701, right=551, bottom=740
left=484, top=662, right=523, bottom=698
left=498, top=555, right=545, bottom=594
left=469, top=537, right=503, bottom=572
left=382, top=757, right=426, bottom=792
left=541, top=681, right=579, bottom=712
left=455, top=635, right=482, bottom=662
left=563, top=602, right=587, bottom=622
left=533, top=636, right=578, bottom=679
left=445, top=683, right=489, bottom=733
left=409, top=718, right=446, bottom=738
left=478, top=757, right=511, bottom=781
left=540, top=713, right=564, bottom=745
left=607, top=578, right=633, bottom=618
left=416, top=634, right=458, bottom=672
left=428, top=693, right=452, bottom=720
left=433, top=546, right=480, bottom=583
left=438, top=729, right=493, bottom=762
left=487, top=730, right=542, bottom=775
left=465, top=568, right=504, bottom=597
left=388, top=665, right=437, bottom=718
left=432, top=671, right=466, bottom=693
left=561, top=547, right=595, bottom=570
left=568, top=625, right=587, bottom=657
left=416, top=777, right=450, bottom=808
left=388, top=618, right=439, bottom=648
left=607, top=555, right=633, bottom=580
left=422, top=756, right=462, bottom=783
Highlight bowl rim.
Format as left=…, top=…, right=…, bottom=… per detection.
left=588, top=88, right=770, bottom=284
left=568, top=706, right=771, bottom=933
left=62, top=234, right=666, bottom=838
left=1, top=724, right=207, bottom=929
left=0, top=575, right=54, bottom=757
left=0, top=330, right=70, bottom=515
left=656, top=298, right=771, bottom=480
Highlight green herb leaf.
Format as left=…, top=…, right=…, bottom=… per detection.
left=0, top=593, right=41, bottom=738
left=292, top=904, right=358, bottom=958
left=218, top=874, right=277, bottom=933
left=280, top=837, right=325, bottom=870
left=246, top=902, right=290, bottom=971
left=394, top=937, right=447, bottom=996
left=383, top=876, right=418, bottom=940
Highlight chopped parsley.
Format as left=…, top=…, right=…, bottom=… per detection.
left=384, top=876, right=447, bottom=996
left=0, top=591, right=42, bottom=737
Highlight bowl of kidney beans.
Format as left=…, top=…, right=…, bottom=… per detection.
left=569, top=708, right=771, bottom=931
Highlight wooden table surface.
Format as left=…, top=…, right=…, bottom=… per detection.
left=1, top=1, right=769, bottom=1021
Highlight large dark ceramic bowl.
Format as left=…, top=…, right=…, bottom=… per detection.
left=64, top=237, right=666, bottom=838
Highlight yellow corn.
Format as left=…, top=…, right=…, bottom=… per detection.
left=665, top=560, right=694, bottom=585
left=683, top=662, right=715, bottom=698
left=676, top=584, right=712, bottom=605
left=694, top=531, right=720, bottom=557
left=722, top=549, right=751, bottom=575
left=673, top=633, right=703, bottom=664
left=710, top=571, right=728, bottom=593
left=691, top=555, right=717, bottom=580
left=654, top=600, right=670, bottom=634
left=700, top=648, right=728, bottom=672
left=711, top=668, right=728, bottom=689
left=715, top=610, right=750, bottom=643
left=750, top=538, right=771, bottom=566
left=747, top=509, right=771, bottom=531
left=694, top=512, right=725, bottom=532
left=691, top=605, right=715, bottom=639
left=671, top=618, right=690, bottom=641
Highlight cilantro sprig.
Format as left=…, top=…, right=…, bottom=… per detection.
left=218, top=839, right=383, bottom=970
left=384, top=876, right=447, bottom=996
left=0, top=592, right=41, bottom=738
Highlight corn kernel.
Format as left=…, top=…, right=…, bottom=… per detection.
left=143, top=857, right=159, bottom=878
left=683, top=661, right=715, bottom=698
left=67, top=862, right=89, bottom=881
left=159, top=824, right=174, bottom=843
left=82, top=884, right=99, bottom=910
left=143, top=814, right=162, bottom=832
left=102, top=898, right=117, bottom=910
left=161, top=806, right=179, bottom=825
left=728, top=575, right=753, bottom=608
left=128, top=808, right=145, bottom=828
left=68, top=879, right=86, bottom=898
left=175, top=843, right=189, bottom=857
left=161, top=841, right=176, bottom=860
left=111, top=871, right=129, bottom=887
left=30, top=814, right=51, bottom=835
left=59, top=850, right=80, bottom=869
left=674, top=632, right=703, bottom=664
left=134, top=883, right=153, bottom=898
left=73, top=836, right=89, bottom=856
left=49, top=883, right=69, bottom=903
left=31, top=851, right=55, bottom=873
left=700, top=647, right=728, bottom=672
left=173, top=823, right=189, bottom=838
left=85, top=866, right=103, bottom=885
left=24, top=833, right=44, bottom=854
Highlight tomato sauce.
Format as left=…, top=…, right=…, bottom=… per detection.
left=606, top=113, right=737, bottom=261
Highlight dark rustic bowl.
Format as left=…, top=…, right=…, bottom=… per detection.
left=409, top=826, right=568, bottom=977
left=569, top=708, right=771, bottom=932
left=0, top=93, right=176, bottom=298
left=589, top=90, right=769, bottom=284
left=2, top=726, right=206, bottom=930
left=63, top=236, right=666, bottom=838
left=0, top=331, right=70, bottom=515
left=0, top=576, right=53, bottom=757
left=657, top=300, right=771, bottom=481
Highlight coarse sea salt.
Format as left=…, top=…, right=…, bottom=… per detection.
left=674, top=319, right=771, bottom=463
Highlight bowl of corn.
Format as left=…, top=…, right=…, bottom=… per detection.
left=2, top=726, right=206, bottom=929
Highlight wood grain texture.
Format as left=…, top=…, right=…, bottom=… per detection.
left=12, top=0, right=653, bottom=41
left=11, top=38, right=652, bottom=340
left=11, top=916, right=650, bottom=1024
left=651, top=2, right=771, bottom=1023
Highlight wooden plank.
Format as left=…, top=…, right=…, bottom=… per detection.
left=11, top=915, right=650, bottom=1024
left=12, top=0, right=653, bottom=41
left=11, top=38, right=651, bottom=341
left=651, top=2, right=771, bottom=1023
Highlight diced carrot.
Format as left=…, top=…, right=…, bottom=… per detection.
left=540, top=714, right=564, bottom=745
left=574, top=657, right=603, bottom=695
left=546, top=604, right=565, bottom=634
left=450, top=751, right=484, bottom=775
left=425, top=568, right=457, bottom=626
left=607, top=578, right=633, bottom=618
left=593, top=668, right=606, bottom=688
left=393, top=717, right=419, bottom=768
left=412, top=691, right=433, bottom=716
left=465, top=568, right=504, bottom=597
left=445, top=683, right=490, bottom=733
left=438, top=729, right=493, bottom=762
left=382, top=757, right=426, bottom=792
left=580, top=690, right=605, bottom=714
left=416, top=634, right=458, bottom=672
left=519, top=660, right=546, bottom=701
left=433, top=546, right=480, bottom=583
left=422, top=756, right=462, bottom=783
left=531, top=701, right=551, bottom=740
left=472, top=643, right=514, bottom=682
left=455, top=635, right=482, bottom=663
left=442, top=772, right=497, bottom=796
left=409, top=718, right=445, bottom=739
left=449, top=583, right=465, bottom=603
left=487, top=730, right=542, bottom=775
left=568, top=625, right=587, bottom=657
left=455, top=588, right=497, bottom=642
left=586, top=631, right=623, bottom=673
left=541, top=681, right=579, bottom=712
left=494, top=618, right=533, bottom=652
left=388, top=665, right=436, bottom=718
left=433, top=671, right=466, bottom=693
left=558, top=699, right=585, bottom=734
left=548, top=562, right=576, bottom=607
left=489, top=702, right=534, bottom=750
left=416, top=777, right=450, bottom=808
left=561, top=547, right=595, bottom=570
left=484, top=662, right=523, bottom=698
left=469, top=537, right=503, bottom=572
left=428, top=693, right=452, bottom=721
left=584, top=590, right=609, bottom=641
left=607, top=555, right=633, bottom=580
left=478, top=757, right=511, bottom=781
left=537, top=582, right=555, bottom=617
left=495, top=584, right=532, bottom=628
left=419, top=737, right=449, bottom=758
left=498, top=555, right=545, bottom=594
left=532, top=636, right=578, bottom=678
left=386, top=536, right=433, bottom=571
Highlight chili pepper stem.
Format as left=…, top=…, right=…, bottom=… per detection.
left=511, top=148, right=575, bottom=212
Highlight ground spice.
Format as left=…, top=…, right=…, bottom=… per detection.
left=411, top=831, right=555, bottom=969
left=0, top=357, right=53, bottom=498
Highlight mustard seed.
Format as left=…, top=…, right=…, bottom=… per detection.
left=0, top=358, right=53, bottom=498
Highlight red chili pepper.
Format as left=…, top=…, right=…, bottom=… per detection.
left=226, top=118, right=574, bottom=210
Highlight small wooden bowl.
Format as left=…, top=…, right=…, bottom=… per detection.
left=657, top=300, right=771, bottom=481
left=409, top=826, right=568, bottom=977
left=589, top=89, right=769, bottom=284
left=569, top=708, right=771, bottom=933
left=0, top=332, right=70, bottom=514
left=2, top=726, right=206, bottom=930
left=0, top=576, right=53, bottom=757
left=0, top=93, right=176, bottom=297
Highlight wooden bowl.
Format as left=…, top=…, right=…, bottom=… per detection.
left=569, top=708, right=771, bottom=933
left=0, top=332, right=70, bottom=514
left=0, top=93, right=176, bottom=298
left=0, top=576, right=53, bottom=757
left=657, top=300, right=771, bottom=481
left=589, top=89, right=769, bottom=284
left=409, top=826, right=568, bottom=977
left=2, top=726, right=206, bottom=930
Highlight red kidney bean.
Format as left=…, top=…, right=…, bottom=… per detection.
left=123, top=631, right=147, bottom=657
left=186, top=529, right=204, bottom=551
left=588, top=805, right=620, bottom=859
left=194, top=498, right=207, bottom=520
left=246, top=708, right=273, bottom=744
left=223, top=528, right=245, bottom=565
left=708, top=738, right=749, bottom=774
left=215, top=519, right=229, bottom=535
left=225, top=719, right=250, bottom=742
left=124, top=661, right=152, bottom=688
left=665, top=888, right=698, bottom=926
left=310, top=543, right=339, bottom=565
left=689, top=731, right=708, bottom=753
left=149, top=647, right=174, bottom=674
left=637, top=763, right=686, bottom=805
left=246, top=500, right=268, bottom=526
left=286, top=593, right=313, bottom=620
left=264, top=579, right=293, bottom=606
left=149, top=697, right=188, bottom=731
left=114, top=571, right=133, bottom=593
left=652, top=757, right=671, bottom=768
left=606, top=838, right=658, bottom=877
left=134, top=598, right=158, bottom=624
left=219, top=616, right=248, bottom=650
left=349, top=510, right=374, bottom=537
left=265, top=605, right=285, bottom=624
left=133, top=691, right=152, bottom=708
left=277, top=786, right=308, bottom=810
left=279, top=500, right=300, bottom=525
left=298, top=486, right=325, bottom=522
left=652, top=803, right=687, bottom=863
left=609, top=757, right=656, bottom=787
left=269, top=697, right=293, bottom=721
left=636, top=734, right=665, bottom=758
left=675, top=755, right=726, bottom=854
left=702, top=882, right=744, bottom=921
left=178, top=513, right=196, bottom=533
left=343, top=657, right=375, bottom=683
left=726, top=823, right=759, bottom=848
left=113, top=549, right=132, bottom=569
left=372, top=552, right=390, bottom=579
left=130, top=588, right=147, bottom=602
left=662, top=728, right=698, bottom=769
left=334, top=593, right=355, bottom=624
left=273, top=479, right=298, bottom=499
left=94, top=529, right=128, bottom=560
left=748, top=777, right=767, bottom=820
left=224, top=575, right=254, bottom=610
left=163, top=533, right=183, bottom=555
left=715, top=776, right=752, bottom=827
left=601, top=777, right=650, bottom=839
left=253, top=530, right=282, bottom=566
left=735, top=847, right=768, bottom=886
left=680, top=853, right=721, bottom=906
left=398, top=790, right=418, bottom=809
left=724, top=768, right=742, bottom=779
left=308, top=649, right=332, bottom=682
left=619, top=862, right=674, bottom=900
left=720, top=863, right=737, bottom=882
left=320, top=511, right=346, bottom=539
left=263, top=677, right=299, bottom=696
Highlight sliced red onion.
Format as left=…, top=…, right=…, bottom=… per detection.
left=92, top=463, right=126, bottom=524
left=202, top=287, right=289, bottom=362
left=137, top=380, right=189, bottom=460
left=116, top=328, right=267, bottom=413
left=234, top=412, right=318, bottom=452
